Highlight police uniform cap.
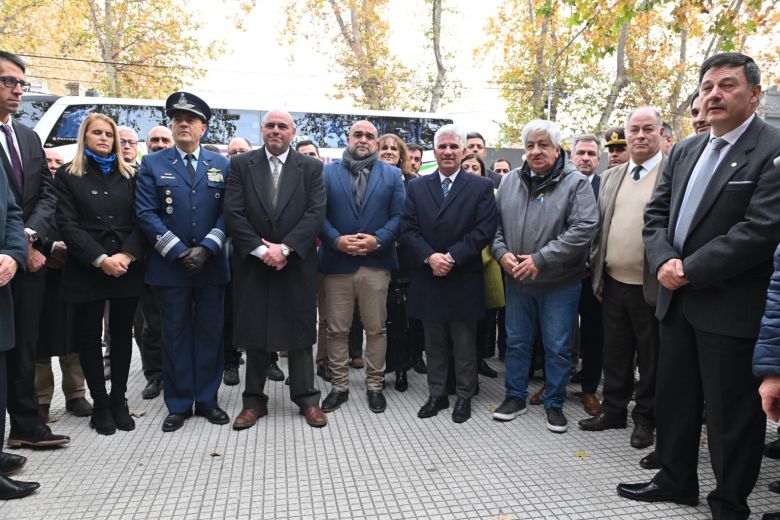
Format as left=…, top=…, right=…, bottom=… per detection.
left=165, top=91, right=211, bottom=123
left=604, top=127, right=626, bottom=148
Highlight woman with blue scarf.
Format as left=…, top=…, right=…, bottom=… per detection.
left=54, top=113, right=146, bottom=435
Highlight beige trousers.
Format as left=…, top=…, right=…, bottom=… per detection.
left=36, top=353, right=88, bottom=404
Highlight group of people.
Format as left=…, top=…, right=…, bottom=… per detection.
left=0, top=48, right=779, bottom=520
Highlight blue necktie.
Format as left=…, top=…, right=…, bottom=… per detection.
left=442, top=177, right=452, bottom=198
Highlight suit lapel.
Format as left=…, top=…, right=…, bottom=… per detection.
left=361, top=161, right=383, bottom=212
left=425, top=170, right=444, bottom=210
left=248, top=148, right=274, bottom=216
left=336, top=162, right=359, bottom=218
left=602, top=164, right=628, bottom=236
left=436, top=170, right=466, bottom=217
left=168, top=148, right=192, bottom=187
left=274, top=149, right=299, bottom=217
left=193, top=151, right=213, bottom=189
left=0, top=126, right=21, bottom=203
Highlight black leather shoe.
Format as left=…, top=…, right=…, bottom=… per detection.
left=142, top=379, right=163, bottom=399
left=630, top=422, right=655, bottom=449
left=412, top=356, right=427, bottom=374
left=418, top=396, right=449, bottom=418
left=195, top=407, right=230, bottom=425
left=639, top=451, right=660, bottom=470
left=367, top=390, right=386, bottom=413
left=7, top=425, right=71, bottom=448
left=0, top=474, right=39, bottom=500
left=616, top=481, right=698, bottom=506
left=578, top=412, right=627, bottom=431
left=452, top=398, right=471, bottom=423
left=766, top=438, right=780, bottom=459
left=316, top=363, right=332, bottom=382
left=394, top=371, right=408, bottom=392
left=322, top=390, right=349, bottom=412
left=0, top=453, right=26, bottom=476
left=769, top=480, right=780, bottom=494
left=267, top=361, right=285, bottom=382
left=223, top=366, right=240, bottom=386
left=477, top=359, right=498, bottom=378
left=762, top=513, right=780, bottom=520
left=66, top=397, right=93, bottom=417
left=162, top=411, right=192, bottom=432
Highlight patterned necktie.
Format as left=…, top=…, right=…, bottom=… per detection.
left=631, top=164, right=643, bottom=181
left=271, top=156, right=282, bottom=208
left=673, top=136, right=728, bottom=252
left=442, top=177, right=452, bottom=198
left=1, top=124, right=23, bottom=191
left=185, top=153, right=197, bottom=182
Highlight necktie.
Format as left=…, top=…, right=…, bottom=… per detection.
left=271, top=156, right=282, bottom=209
left=631, top=164, right=643, bottom=181
left=442, top=177, right=452, bottom=198
left=1, top=124, right=23, bottom=192
left=673, top=137, right=728, bottom=252
left=185, top=153, right=197, bottom=182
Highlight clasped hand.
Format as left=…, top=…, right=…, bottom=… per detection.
left=100, top=252, right=133, bottom=277
left=178, top=246, right=211, bottom=275
left=336, top=233, right=377, bottom=256
left=499, top=253, right=539, bottom=280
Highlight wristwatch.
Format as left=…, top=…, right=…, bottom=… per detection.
left=281, top=244, right=290, bottom=258
left=24, top=229, right=39, bottom=243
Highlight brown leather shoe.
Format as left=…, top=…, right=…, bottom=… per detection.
left=232, top=407, right=267, bottom=430
left=631, top=422, right=655, bottom=449
left=639, top=450, right=660, bottom=470
left=529, top=386, right=544, bottom=405
left=582, top=393, right=601, bottom=416
left=303, top=405, right=327, bottom=428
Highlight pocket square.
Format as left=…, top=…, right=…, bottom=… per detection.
left=727, top=180, right=754, bottom=185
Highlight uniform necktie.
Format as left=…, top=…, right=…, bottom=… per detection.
left=1, top=124, right=23, bottom=192
left=631, top=164, right=643, bottom=181
left=673, top=137, right=728, bottom=252
left=271, top=156, right=282, bottom=209
left=442, top=177, right=452, bottom=198
left=185, top=153, right=197, bottom=182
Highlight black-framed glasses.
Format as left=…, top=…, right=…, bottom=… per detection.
left=0, top=76, right=31, bottom=91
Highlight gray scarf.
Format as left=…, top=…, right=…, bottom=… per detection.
left=342, top=149, right=377, bottom=211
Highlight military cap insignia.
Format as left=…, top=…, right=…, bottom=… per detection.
left=611, top=131, right=618, bottom=141
left=173, top=94, right=196, bottom=111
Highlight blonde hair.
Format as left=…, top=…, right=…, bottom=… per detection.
left=378, top=133, right=412, bottom=175
left=67, top=113, right=135, bottom=178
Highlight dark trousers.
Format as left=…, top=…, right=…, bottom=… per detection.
left=243, top=348, right=320, bottom=410
left=497, top=308, right=507, bottom=358
left=75, top=297, right=137, bottom=400
left=409, top=318, right=425, bottom=360
left=348, top=304, right=364, bottom=359
left=578, top=276, right=603, bottom=394
left=137, top=284, right=162, bottom=382
left=423, top=320, right=477, bottom=400
left=156, top=285, right=224, bottom=414
left=653, top=295, right=764, bottom=520
left=223, top=279, right=242, bottom=369
left=0, top=351, right=6, bottom=456
left=600, top=276, right=657, bottom=424
left=8, top=273, right=46, bottom=433
left=476, top=308, right=499, bottom=359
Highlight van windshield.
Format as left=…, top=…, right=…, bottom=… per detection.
left=14, top=95, right=58, bottom=128
left=44, top=104, right=167, bottom=147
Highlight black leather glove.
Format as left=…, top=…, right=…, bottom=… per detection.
left=180, top=246, right=211, bottom=275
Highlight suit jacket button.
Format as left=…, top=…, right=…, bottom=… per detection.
left=192, top=190, right=196, bottom=195
left=191, top=239, right=197, bottom=245
left=192, top=222, right=196, bottom=227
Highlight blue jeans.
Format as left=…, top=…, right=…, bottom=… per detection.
left=504, top=282, right=581, bottom=409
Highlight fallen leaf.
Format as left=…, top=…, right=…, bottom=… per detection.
left=131, top=410, right=146, bottom=418
left=210, top=451, right=222, bottom=457
left=487, top=406, right=496, bottom=413
left=574, top=450, right=589, bottom=459
left=47, top=417, right=59, bottom=424
left=487, top=515, right=513, bottom=520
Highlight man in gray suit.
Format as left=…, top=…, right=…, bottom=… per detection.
left=618, top=52, right=780, bottom=520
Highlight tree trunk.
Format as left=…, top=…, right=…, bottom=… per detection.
left=429, top=0, right=445, bottom=112
left=595, top=22, right=629, bottom=135
left=531, top=14, right=549, bottom=118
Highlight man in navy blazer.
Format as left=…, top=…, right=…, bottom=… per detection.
left=401, top=124, right=497, bottom=423
left=318, top=120, right=405, bottom=414
left=136, top=92, right=231, bottom=433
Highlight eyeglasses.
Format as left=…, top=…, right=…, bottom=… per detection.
left=0, top=76, right=31, bottom=91
left=120, top=139, right=138, bottom=146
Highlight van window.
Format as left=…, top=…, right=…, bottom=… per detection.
left=14, top=96, right=58, bottom=128
left=206, top=109, right=263, bottom=145
left=44, top=104, right=166, bottom=147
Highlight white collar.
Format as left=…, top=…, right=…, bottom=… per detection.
left=265, top=147, right=290, bottom=164
left=712, top=113, right=755, bottom=146
left=628, top=150, right=663, bottom=174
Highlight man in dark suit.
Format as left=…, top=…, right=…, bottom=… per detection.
left=224, top=110, right=327, bottom=430
left=0, top=51, right=69, bottom=448
left=136, top=92, right=231, bottom=432
left=402, top=124, right=497, bottom=424
left=0, top=159, right=38, bottom=499
left=618, top=52, right=780, bottom=520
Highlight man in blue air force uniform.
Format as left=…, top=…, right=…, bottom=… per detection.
left=135, top=92, right=231, bottom=432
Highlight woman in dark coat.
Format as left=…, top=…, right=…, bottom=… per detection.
left=55, top=113, right=146, bottom=435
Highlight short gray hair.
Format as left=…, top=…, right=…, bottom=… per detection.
left=521, top=120, right=561, bottom=148
left=624, top=106, right=663, bottom=129
left=434, top=124, right=467, bottom=148
left=117, top=126, right=138, bottom=139
left=572, top=134, right=600, bottom=150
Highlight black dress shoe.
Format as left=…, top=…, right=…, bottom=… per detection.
left=66, top=397, right=93, bottom=417
left=766, top=438, right=780, bottom=459
left=162, top=411, right=193, bottom=432
left=195, top=407, right=230, bottom=425
left=769, top=480, right=780, bottom=494
left=223, top=366, right=240, bottom=386
left=267, top=361, right=285, bottom=382
left=322, top=390, right=349, bottom=412
left=0, top=474, right=39, bottom=500
left=7, top=425, right=71, bottom=448
left=316, top=363, right=332, bottom=382
left=762, top=513, right=780, bottom=520
left=640, top=451, right=660, bottom=470
left=452, top=398, right=471, bottom=423
left=142, top=379, right=163, bottom=399
left=477, top=359, right=498, bottom=378
left=630, top=422, right=655, bottom=449
left=367, top=390, right=387, bottom=413
left=578, top=412, right=627, bottom=431
left=0, top=453, right=26, bottom=476
left=418, top=396, right=449, bottom=418
left=616, top=481, right=698, bottom=506
left=394, top=370, right=408, bottom=392
left=412, top=356, right=427, bottom=374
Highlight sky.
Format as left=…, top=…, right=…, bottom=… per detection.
left=188, top=0, right=506, bottom=141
